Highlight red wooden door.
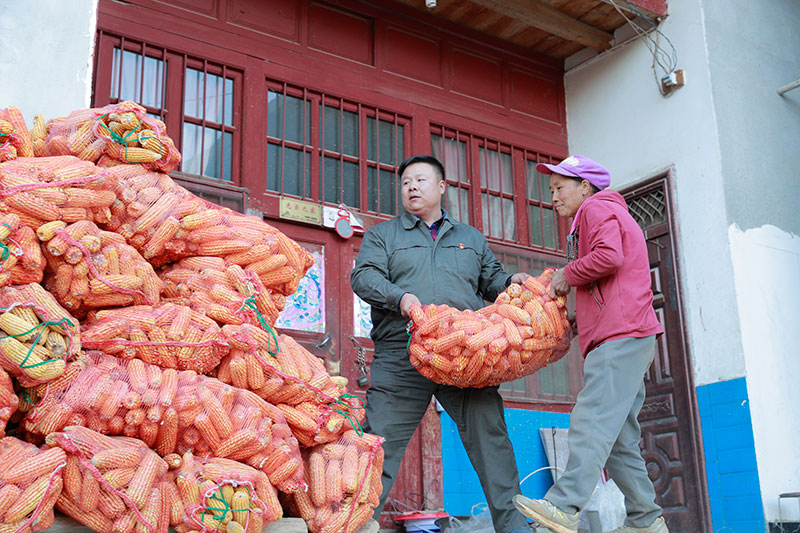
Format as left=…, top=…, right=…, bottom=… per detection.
left=270, top=219, right=435, bottom=527
left=624, top=180, right=711, bottom=533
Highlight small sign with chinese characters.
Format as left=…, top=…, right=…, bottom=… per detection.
left=279, top=197, right=322, bottom=225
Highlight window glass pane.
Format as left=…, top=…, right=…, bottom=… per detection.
left=397, top=124, right=405, bottom=162
left=112, top=48, right=164, bottom=108
left=379, top=169, right=395, bottom=215
left=489, top=195, right=503, bottom=239
left=342, top=110, right=358, bottom=157
left=204, top=72, right=225, bottom=124
left=540, top=171, right=553, bottom=203
left=267, top=91, right=282, bottom=139
left=543, top=206, right=557, bottom=249
left=323, top=106, right=340, bottom=153
left=224, top=77, right=234, bottom=126
left=503, top=197, right=515, bottom=240
left=267, top=143, right=280, bottom=192
left=500, top=152, right=512, bottom=194
left=282, top=148, right=304, bottom=196
left=343, top=160, right=359, bottom=208
left=184, top=68, right=203, bottom=118
left=222, top=131, right=233, bottom=181
left=323, top=156, right=340, bottom=204
left=378, top=120, right=394, bottom=164
left=526, top=160, right=540, bottom=201
left=367, top=167, right=378, bottom=212
left=181, top=122, right=201, bottom=175
left=201, top=127, right=229, bottom=179
left=529, top=205, right=543, bottom=247
left=446, top=185, right=470, bottom=224
left=432, top=135, right=468, bottom=184
left=276, top=245, right=324, bottom=333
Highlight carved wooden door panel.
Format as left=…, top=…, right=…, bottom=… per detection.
left=625, top=181, right=711, bottom=533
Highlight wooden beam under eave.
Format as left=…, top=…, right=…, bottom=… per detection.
left=467, top=0, right=614, bottom=51
left=597, top=0, right=666, bottom=21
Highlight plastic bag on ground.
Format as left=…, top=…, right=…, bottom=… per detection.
left=40, top=220, right=162, bottom=317
left=22, top=351, right=306, bottom=493
left=0, top=213, right=44, bottom=288
left=0, top=436, right=65, bottom=532
left=81, top=303, right=229, bottom=374
left=0, top=283, right=80, bottom=386
left=286, top=430, right=384, bottom=533
left=218, top=325, right=365, bottom=447
left=47, top=425, right=169, bottom=533
left=408, top=269, right=572, bottom=388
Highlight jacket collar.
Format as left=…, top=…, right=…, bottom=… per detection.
left=400, top=208, right=450, bottom=230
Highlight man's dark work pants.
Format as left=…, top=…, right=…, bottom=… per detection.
left=364, top=350, right=527, bottom=533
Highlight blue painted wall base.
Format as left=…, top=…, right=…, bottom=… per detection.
left=440, top=408, right=570, bottom=518
left=697, top=377, right=765, bottom=533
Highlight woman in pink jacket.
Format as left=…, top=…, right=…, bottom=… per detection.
left=512, top=155, right=668, bottom=533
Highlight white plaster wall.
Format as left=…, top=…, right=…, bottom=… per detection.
left=0, top=0, right=97, bottom=125
left=729, top=224, right=800, bottom=522
left=563, top=0, right=744, bottom=385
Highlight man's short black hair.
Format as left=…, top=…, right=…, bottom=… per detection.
left=398, top=154, right=445, bottom=181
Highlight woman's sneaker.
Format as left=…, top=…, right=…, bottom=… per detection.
left=609, top=516, right=669, bottom=532
left=511, top=495, right=579, bottom=533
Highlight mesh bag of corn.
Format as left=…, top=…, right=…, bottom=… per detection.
left=408, top=269, right=572, bottom=388
left=0, top=213, right=45, bottom=288
left=218, top=324, right=365, bottom=447
left=81, top=303, right=229, bottom=374
left=22, top=351, right=306, bottom=493
left=47, top=426, right=170, bottom=533
left=39, top=220, right=162, bottom=317
left=286, top=430, right=384, bottom=533
left=0, top=367, right=18, bottom=438
left=0, top=436, right=66, bottom=532
left=168, top=451, right=282, bottom=533
left=45, top=100, right=180, bottom=172
left=159, top=256, right=283, bottom=327
left=0, top=283, right=79, bottom=386
left=0, top=156, right=117, bottom=229
left=0, top=106, right=34, bottom=162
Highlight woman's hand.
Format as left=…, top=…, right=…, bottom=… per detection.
left=549, top=268, right=571, bottom=298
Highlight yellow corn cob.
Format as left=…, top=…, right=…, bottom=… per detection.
left=246, top=254, right=288, bottom=275
left=524, top=276, right=548, bottom=295
left=502, top=318, right=523, bottom=347
left=201, top=389, right=234, bottom=440
left=95, top=248, right=118, bottom=279
left=231, top=487, right=251, bottom=525
left=432, top=330, right=466, bottom=354
left=62, top=455, right=82, bottom=501
left=0, top=311, right=39, bottom=341
left=30, top=113, right=47, bottom=140
left=88, top=274, right=143, bottom=294
left=497, top=303, right=532, bottom=326
left=132, top=193, right=180, bottom=233
left=4, top=473, right=58, bottom=523
left=114, top=145, right=163, bottom=163
left=78, top=468, right=100, bottom=513
left=308, top=452, right=326, bottom=506
left=194, top=412, right=222, bottom=451
left=97, top=488, right=126, bottom=520
left=35, top=220, right=67, bottom=242
left=465, top=323, right=505, bottom=351
left=57, top=493, right=114, bottom=531
left=278, top=404, right=317, bottom=433
left=195, top=239, right=253, bottom=257
left=126, top=451, right=164, bottom=509
left=257, top=265, right=295, bottom=288
left=91, top=447, right=142, bottom=470
left=4, top=192, right=60, bottom=222
left=215, top=429, right=258, bottom=458
left=227, top=520, right=246, bottom=533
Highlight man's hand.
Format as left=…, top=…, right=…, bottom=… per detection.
left=399, top=293, right=421, bottom=318
left=509, top=272, right=530, bottom=285
left=549, top=268, right=571, bottom=298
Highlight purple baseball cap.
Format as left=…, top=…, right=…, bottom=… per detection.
left=536, top=155, right=611, bottom=190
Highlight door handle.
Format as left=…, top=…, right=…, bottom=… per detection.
left=314, top=333, right=332, bottom=349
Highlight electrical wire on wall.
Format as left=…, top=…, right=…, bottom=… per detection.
left=610, top=0, right=682, bottom=97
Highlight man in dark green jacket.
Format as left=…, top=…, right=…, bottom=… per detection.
left=350, top=154, right=531, bottom=533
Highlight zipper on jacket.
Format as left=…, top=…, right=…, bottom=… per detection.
left=589, top=282, right=604, bottom=309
